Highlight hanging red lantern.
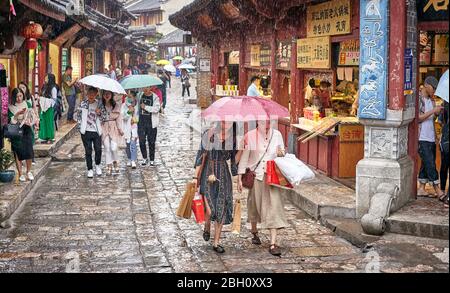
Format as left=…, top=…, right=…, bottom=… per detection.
left=21, top=21, right=43, bottom=50
left=21, top=21, right=43, bottom=39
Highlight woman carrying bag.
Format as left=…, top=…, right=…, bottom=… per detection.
left=192, top=122, right=238, bottom=254
left=7, top=88, right=37, bottom=182
left=237, top=120, right=288, bottom=256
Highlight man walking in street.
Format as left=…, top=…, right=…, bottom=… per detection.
left=77, top=87, right=103, bottom=178
left=62, top=66, right=79, bottom=123
left=137, top=86, right=161, bottom=166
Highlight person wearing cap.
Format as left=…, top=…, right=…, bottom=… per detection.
left=417, top=76, right=445, bottom=198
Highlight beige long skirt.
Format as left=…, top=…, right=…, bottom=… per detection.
left=247, top=175, right=289, bottom=229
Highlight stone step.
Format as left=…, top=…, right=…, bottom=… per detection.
left=280, top=173, right=357, bottom=220
left=386, top=198, right=449, bottom=240
left=320, top=217, right=381, bottom=249
left=0, top=158, right=52, bottom=227
left=33, top=122, right=78, bottom=158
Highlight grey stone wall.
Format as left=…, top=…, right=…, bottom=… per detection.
left=196, top=41, right=212, bottom=108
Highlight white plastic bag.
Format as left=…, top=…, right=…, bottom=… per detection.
left=274, top=154, right=315, bottom=186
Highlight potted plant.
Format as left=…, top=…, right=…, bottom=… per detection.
left=0, top=149, right=15, bottom=183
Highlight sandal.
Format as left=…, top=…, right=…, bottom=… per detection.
left=213, top=245, right=225, bottom=254
left=251, top=232, right=262, bottom=245
left=438, top=193, right=447, bottom=202
left=269, top=244, right=282, bottom=256
left=203, top=230, right=211, bottom=242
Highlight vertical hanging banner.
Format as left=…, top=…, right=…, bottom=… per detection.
left=358, top=0, right=389, bottom=120
left=84, top=48, right=94, bottom=76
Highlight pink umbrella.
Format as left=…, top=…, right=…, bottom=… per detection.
left=202, top=96, right=289, bottom=122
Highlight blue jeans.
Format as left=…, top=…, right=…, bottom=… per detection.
left=126, top=140, right=137, bottom=162
left=418, top=141, right=440, bottom=185
left=66, top=94, right=77, bottom=121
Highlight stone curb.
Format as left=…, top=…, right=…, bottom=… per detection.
left=0, top=158, right=52, bottom=228
left=386, top=218, right=449, bottom=240
left=280, top=186, right=357, bottom=220
left=34, top=123, right=78, bottom=158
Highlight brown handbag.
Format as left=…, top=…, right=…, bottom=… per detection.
left=241, top=131, right=274, bottom=189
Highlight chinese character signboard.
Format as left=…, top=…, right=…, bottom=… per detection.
left=297, top=36, right=331, bottom=69
left=277, top=41, right=292, bottom=69
left=358, top=0, right=389, bottom=120
left=250, top=45, right=261, bottom=67
left=417, top=0, right=449, bottom=21
left=228, top=51, right=239, bottom=65
left=339, top=125, right=365, bottom=142
left=84, top=48, right=94, bottom=76
left=61, top=48, right=68, bottom=76
left=260, top=44, right=271, bottom=67
left=339, top=39, right=360, bottom=66
left=307, top=0, right=352, bottom=37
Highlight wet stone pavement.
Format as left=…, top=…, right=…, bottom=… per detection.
left=0, top=81, right=448, bottom=273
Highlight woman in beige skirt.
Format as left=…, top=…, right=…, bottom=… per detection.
left=237, top=121, right=289, bottom=256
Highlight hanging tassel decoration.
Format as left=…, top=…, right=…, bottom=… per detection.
left=10, top=0, right=16, bottom=17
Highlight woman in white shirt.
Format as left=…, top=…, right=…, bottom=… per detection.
left=237, top=121, right=288, bottom=256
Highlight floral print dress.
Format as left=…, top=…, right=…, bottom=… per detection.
left=194, top=133, right=238, bottom=225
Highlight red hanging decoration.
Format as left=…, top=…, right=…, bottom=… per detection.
left=24, top=39, right=38, bottom=50
left=21, top=21, right=43, bottom=50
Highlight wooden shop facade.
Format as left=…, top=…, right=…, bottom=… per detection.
left=171, top=0, right=449, bottom=192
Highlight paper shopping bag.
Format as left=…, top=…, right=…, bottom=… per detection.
left=231, top=199, right=242, bottom=235
left=176, top=182, right=196, bottom=219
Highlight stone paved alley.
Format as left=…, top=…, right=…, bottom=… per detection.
left=0, top=81, right=448, bottom=273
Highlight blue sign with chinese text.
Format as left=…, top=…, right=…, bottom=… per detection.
left=358, top=0, right=389, bottom=120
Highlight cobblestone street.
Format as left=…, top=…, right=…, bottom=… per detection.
left=0, top=81, right=448, bottom=273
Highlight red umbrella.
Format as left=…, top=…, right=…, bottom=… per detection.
left=202, top=96, right=289, bottom=122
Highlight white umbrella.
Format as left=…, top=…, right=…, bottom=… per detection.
left=178, top=64, right=196, bottom=70
left=435, top=69, right=449, bottom=103
left=79, top=74, right=127, bottom=95
left=164, top=64, right=176, bottom=73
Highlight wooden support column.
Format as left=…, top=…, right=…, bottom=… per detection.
left=211, top=45, right=220, bottom=89
left=270, top=32, right=279, bottom=101
left=290, top=37, right=299, bottom=125
left=388, top=0, right=406, bottom=110
left=38, top=41, right=48, bottom=91
left=239, top=34, right=247, bottom=96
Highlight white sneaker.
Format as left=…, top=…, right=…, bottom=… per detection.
left=87, top=170, right=94, bottom=178
left=95, top=165, right=102, bottom=176
left=131, top=161, right=137, bottom=169
left=19, top=175, right=27, bottom=182
left=141, top=159, right=148, bottom=166
left=27, top=172, right=34, bottom=181
left=150, top=161, right=155, bottom=167
left=126, top=161, right=132, bottom=167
